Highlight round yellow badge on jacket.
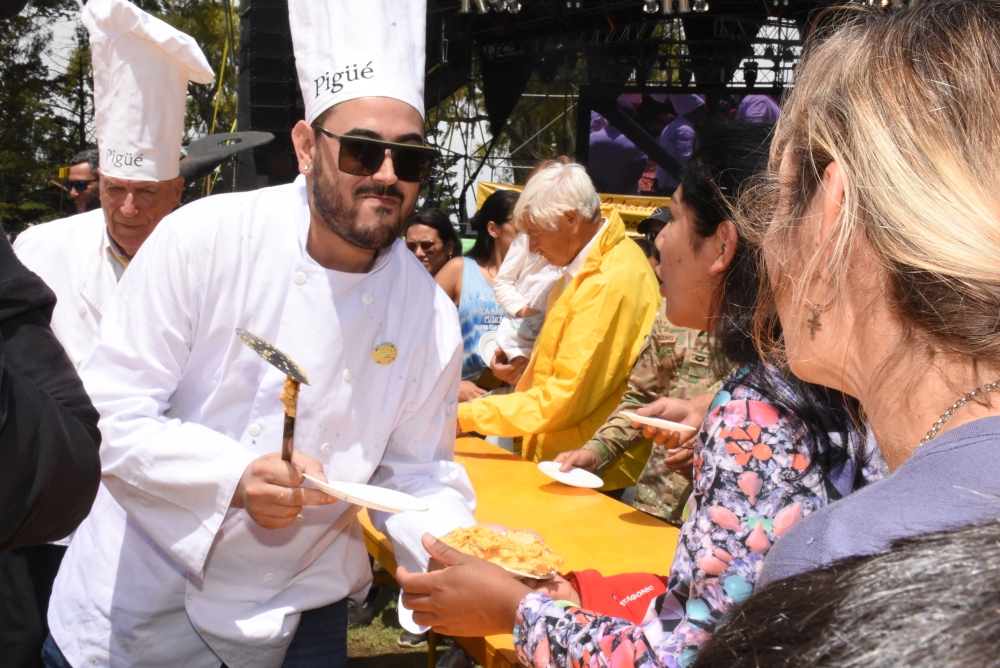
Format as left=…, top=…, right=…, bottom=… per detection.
left=373, top=341, right=397, bottom=365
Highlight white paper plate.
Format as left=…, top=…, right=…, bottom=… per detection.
left=620, top=411, right=698, bottom=436
left=478, top=330, right=499, bottom=365
left=302, top=474, right=429, bottom=514
left=537, top=461, right=604, bottom=489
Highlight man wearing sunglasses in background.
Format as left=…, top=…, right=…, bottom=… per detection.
left=45, top=1, right=475, bottom=667
left=63, top=149, right=102, bottom=214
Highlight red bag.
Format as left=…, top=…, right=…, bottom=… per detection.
left=566, top=569, right=668, bottom=624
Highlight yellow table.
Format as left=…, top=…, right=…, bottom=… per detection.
left=359, top=437, right=679, bottom=668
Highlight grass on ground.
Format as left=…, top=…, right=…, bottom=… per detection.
left=348, top=563, right=450, bottom=667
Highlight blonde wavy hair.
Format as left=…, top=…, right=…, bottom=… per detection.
left=751, top=0, right=1000, bottom=375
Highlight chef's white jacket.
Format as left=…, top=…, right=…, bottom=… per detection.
left=47, top=177, right=476, bottom=667
left=13, top=209, right=124, bottom=369
left=14, top=209, right=126, bottom=548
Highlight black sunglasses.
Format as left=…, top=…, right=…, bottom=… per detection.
left=65, top=179, right=98, bottom=192
left=312, top=125, right=436, bottom=183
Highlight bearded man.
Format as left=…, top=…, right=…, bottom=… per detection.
left=44, top=1, right=475, bottom=667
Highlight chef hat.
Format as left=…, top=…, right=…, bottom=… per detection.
left=288, top=0, right=427, bottom=125
left=83, top=0, right=214, bottom=182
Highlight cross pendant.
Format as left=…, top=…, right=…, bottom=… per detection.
left=808, top=310, right=822, bottom=335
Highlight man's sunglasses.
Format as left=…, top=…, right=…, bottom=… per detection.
left=65, top=179, right=98, bottom=192
left=405, top=240, right=439, bottom=253
left=312, top=125, right=436, bottom=183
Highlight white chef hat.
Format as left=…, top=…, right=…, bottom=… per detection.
left=83, top=0, right=214, bottom=182
left=288, top=0, right=427, bottom=125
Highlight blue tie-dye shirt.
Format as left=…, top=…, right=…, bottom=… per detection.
left=458, top=258, right=506, bottom=381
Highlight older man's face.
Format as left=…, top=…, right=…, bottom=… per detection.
left=100, top=176, right=184, bottom=258
left=525, top=212, right=581, bottom=267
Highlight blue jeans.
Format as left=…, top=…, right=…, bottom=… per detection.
left=41, top=634, right=70, bottom=668
left=41, top=599, right=348, bottom=668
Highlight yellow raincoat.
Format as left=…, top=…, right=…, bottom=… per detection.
left=457, top=212, right=660, bottom=490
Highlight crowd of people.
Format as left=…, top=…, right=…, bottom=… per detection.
left=2, top=0, right=999, bottom=667
left=403, top=1, right=1000, bottom=666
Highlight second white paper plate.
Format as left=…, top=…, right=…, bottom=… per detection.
left=537, top=461, right=604, bottom=489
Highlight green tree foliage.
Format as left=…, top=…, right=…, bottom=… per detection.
left=0, top=0, right=83, bottom=230
left=98, top=0, right=240, bottom=199
left=139, top=1, right=240, bottom=198
left=0, top=0, right=239, bottom=232
left=50, top=25, right=94, bottom=151
left=138, top=0, right=239, bottom=141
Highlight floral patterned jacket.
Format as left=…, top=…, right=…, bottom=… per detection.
left=513, top=364, right=887, bottom=668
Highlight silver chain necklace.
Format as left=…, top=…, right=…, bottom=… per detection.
left=920, top=380, right=1000, bottom=446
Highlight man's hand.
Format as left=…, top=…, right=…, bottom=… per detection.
left=231, top=451, right=336, bottom=529
left=553, top=448, right=599, bottom=473
left=458, top=380, right=487, bottom=403
left=398, top=533, right=531, bottom=637
left=661, top=443, right=695, bottom=479
left=490, top=348, right=527, bottom=386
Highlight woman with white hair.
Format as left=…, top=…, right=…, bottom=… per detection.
left=748, top=0, right=1000, bottom=585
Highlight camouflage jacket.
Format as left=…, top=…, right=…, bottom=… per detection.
left=584, top=307, right=718, bottom=524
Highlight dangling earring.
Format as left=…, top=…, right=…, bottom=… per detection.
left=807, top=302, right=823, bottom=335
left=805, top=296, right=834, bottom=336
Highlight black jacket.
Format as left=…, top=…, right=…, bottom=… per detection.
left=0, top=235, right=101, bottom=550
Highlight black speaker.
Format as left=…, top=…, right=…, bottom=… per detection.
left=235, top=0, right=302, bottom=191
